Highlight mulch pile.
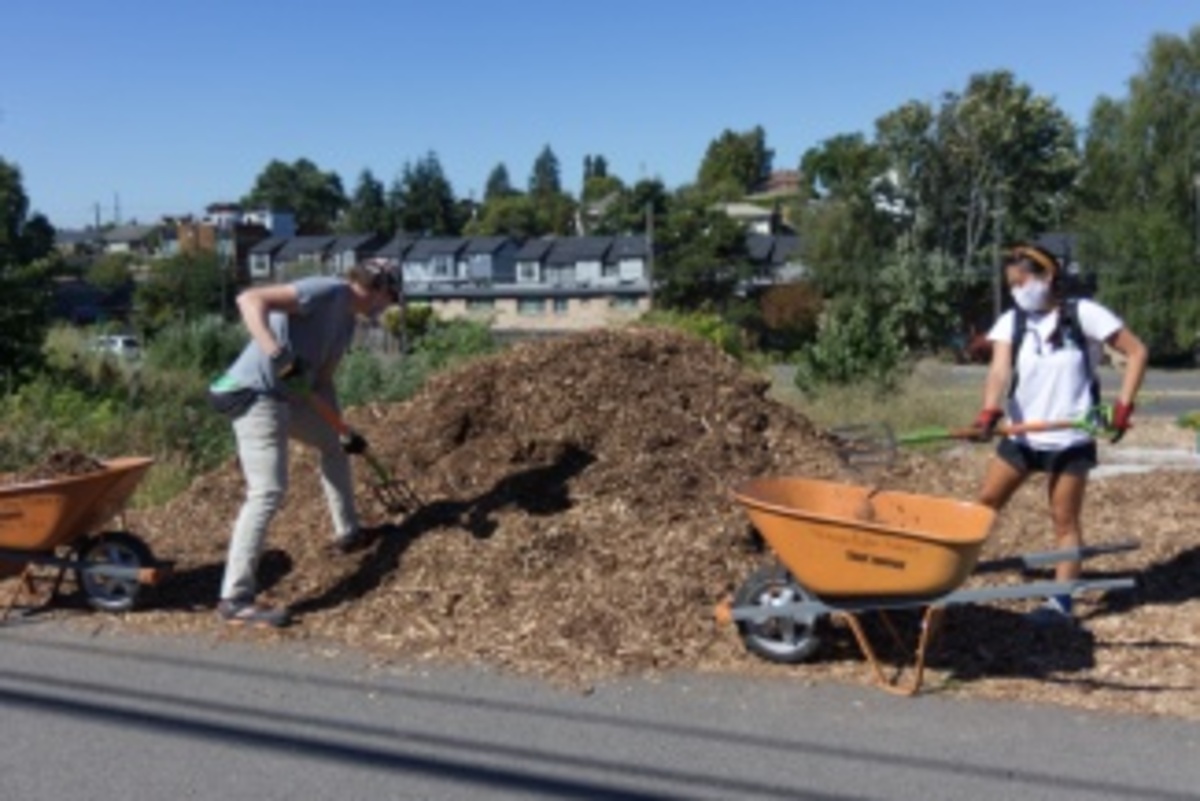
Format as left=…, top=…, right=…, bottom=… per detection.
left=6, top=328, right=1198, bottom=718
left=2, top=450, right=106, bottom=486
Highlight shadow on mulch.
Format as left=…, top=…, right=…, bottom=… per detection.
left=1084, top=545, right=1200, bottom=618
left=151, top=549, right=296, bottom=612
left=291, top=444, right=596, bottom=617
left=806, top=605, right=1111, bottom=687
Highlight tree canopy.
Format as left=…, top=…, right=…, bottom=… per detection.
left=1077, top=27, right=1200, bottom=358
left=0, top=157, right=56, bottom=384
left=242, top=158, right=348, bottom=235
left=696, top=126, right=774, bottom=200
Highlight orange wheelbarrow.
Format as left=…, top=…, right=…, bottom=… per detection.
left=0, top=456, right=173, bottom=618
left=715, top=477, right=1138, bottom=695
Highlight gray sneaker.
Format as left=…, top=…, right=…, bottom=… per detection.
left=1024, top=595, right=1074, bottom=628
left=217, top=598, right=292, bottom=629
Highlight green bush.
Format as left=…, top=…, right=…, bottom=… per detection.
left=145, top=315, right=247, bottom=377
left=336, top=319, right=497, bottom=407
left=639, top=309, right=749, bottom=360
left=793, top=296, right=909, bottom=393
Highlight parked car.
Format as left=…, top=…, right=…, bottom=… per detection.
left=91, top=334, right=142, bottom=361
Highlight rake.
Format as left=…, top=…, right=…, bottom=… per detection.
left=296, top=389, right=424, bottom=515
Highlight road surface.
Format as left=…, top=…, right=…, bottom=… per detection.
left=0, top=621, right=1196, bottom=801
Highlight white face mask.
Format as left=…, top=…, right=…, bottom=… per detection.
left=1012, top=279, right=1051, bottom=312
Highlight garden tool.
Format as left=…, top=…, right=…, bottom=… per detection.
left=297, top=389, right=422, bottom=515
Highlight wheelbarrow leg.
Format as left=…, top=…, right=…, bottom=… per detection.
left=1, top=566, right=38, bottom=622
left=838, top=606, right=945, bottom=697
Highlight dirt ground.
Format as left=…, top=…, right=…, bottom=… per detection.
left=3, top=329, right=1197, bottom=719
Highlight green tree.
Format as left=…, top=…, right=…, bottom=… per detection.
left=242, top=158, right=348, bottom=234
left=0, top=158, right=55, bottom=385
left=596, top=178, right=669, bottom=234
left=696, top=125, right=774, bottom=200
left=340, top=168, right=393, bottom=235
left=393, top=151, right=461, bottom=235
left=935, top=71, right=1078, bottom=266
left=464, top=194, right=540, bottom=238
left=653, top=194, right=752, bottom=310
left=529, top=145, right=562, bottom=197
left=1077, top=27, right=1200, bottom=358
left=484, top=163, right=515, bottom=201
left=87, top=252, right=137, bottom=293
left=800, top=133, right=886, bottom=200
left=133, top=252, right=232, bottom=332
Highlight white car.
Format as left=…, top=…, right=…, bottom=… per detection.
left=91, top=334, right=142, bottom=361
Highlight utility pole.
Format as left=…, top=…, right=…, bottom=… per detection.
left=645, top=202, right=655, bottom=309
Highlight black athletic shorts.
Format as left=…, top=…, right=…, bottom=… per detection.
left=996, top=438, right=1098, bottom=476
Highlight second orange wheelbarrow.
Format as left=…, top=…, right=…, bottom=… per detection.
left=715, top=476, right=1138, bottom=695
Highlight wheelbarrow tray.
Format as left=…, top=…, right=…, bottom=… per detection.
left=0, top=457, right=155, bottom=580
left=732, top=476, right=995, bottom=599
left=0, top=457, right=154, bottom=550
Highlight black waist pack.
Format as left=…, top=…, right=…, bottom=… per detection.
left=207, top=387, right=259, bottom=419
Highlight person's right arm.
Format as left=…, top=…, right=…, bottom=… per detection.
left=982, top=339, right=1012, bottom=413
left=235, top=283, right=302, bottom=358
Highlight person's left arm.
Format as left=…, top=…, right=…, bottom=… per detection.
left=1082, top=300, right=1148, bottom=438
left=1107, top=327, right=1148, bottom=409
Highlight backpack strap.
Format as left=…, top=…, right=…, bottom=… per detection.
left=1008, top=307, right=1028, bottom=399
left=1064, top=297, right=1101, bottom=407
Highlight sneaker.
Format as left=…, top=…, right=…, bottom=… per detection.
left=330, top=528, right=378, bottom=556
left=217, top=598, right=292, bottom=629
left=1024, top=595, right=1074, bottom=628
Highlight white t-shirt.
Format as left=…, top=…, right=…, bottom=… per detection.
left=987, top=299, right=1123, bottom=450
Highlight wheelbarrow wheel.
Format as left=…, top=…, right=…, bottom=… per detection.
left=75, top=531, right=154, bottom=613
left=734, top=564, right=821, bottom=664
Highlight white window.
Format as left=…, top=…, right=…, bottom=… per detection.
left=552, top=298, right=569, bottom=315
left=518, top=262, right=538, bottom=282
left=518, top=298, right=545, bottom=316
left=467, top=298, right=495, bottom=311
left=609, top=296, right=639, bottom=311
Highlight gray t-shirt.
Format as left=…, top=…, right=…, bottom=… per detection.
left=221, top=277, right=357, bottom=397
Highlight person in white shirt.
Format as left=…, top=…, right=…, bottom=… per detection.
left=973, top=243, right=1148, bottom=624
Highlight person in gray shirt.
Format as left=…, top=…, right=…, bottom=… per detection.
left=208, top=260, right=400, bottom=627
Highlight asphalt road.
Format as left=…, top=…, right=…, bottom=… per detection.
left=771, top=363, right=1200, bottom=419
left=0, top=622, right=1196, bottom=801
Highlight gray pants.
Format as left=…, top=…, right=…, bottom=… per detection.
left=220, top=396, right=359, bottom=601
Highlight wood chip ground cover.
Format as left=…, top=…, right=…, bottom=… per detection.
left=4, top=329, right=1197, bottom=719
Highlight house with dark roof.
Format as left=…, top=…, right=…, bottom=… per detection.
left=102, top=225, right=161, bottom=257
left=373, top=233, right=418, bottom=266
left=274, top=235, right=337, bottom=278
left=329, top=233, right=386, bottom=274
left=543, top=236, right=614, bottom=285
left=746, top=233, right=805, bottom=281
left=604, top=235, right=650, bottom=285
left=55, top=228, right=106, bottom=257
left=515, top=238, right=554, bottom=284
left=248, top=236, right=289, bottom=281
left=462, top=236, right=519, bottom=284
left=402, top=237, right=469, bottom=284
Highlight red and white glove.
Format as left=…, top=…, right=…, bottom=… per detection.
left=972, top=408, right=1004, bottom=441
left=1109, top=401, right=1134, bottom=444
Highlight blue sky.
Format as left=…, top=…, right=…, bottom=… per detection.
left=1, top=1, right=1195, bottom=228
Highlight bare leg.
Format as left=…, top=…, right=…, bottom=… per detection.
left=977, top=452, right=1026, bottom=511
left=1046, top=470, right=1088, bottom=582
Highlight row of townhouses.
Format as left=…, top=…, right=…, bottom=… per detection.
left=55, top=206, right=804, bottom=333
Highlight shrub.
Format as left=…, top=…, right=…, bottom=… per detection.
left=639, top=309, right=749, bottom=360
